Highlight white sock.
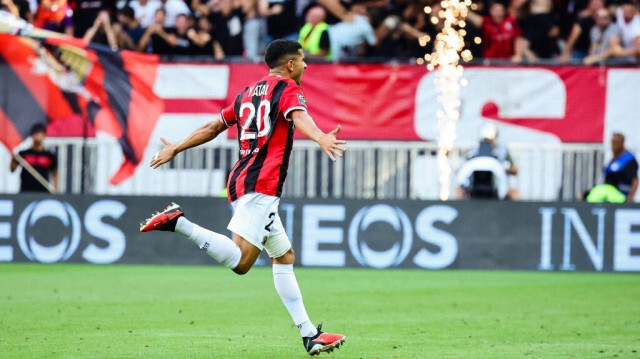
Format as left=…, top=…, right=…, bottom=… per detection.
left=175, top=217, right=241, bottom=269
left=273, top=264, right=318, bottom=338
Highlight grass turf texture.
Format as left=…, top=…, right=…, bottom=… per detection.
left=1, top=264, right=639, bottom=359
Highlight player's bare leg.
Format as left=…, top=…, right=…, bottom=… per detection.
left=140, top=204, right=259, bottom=273
left=141, top=204, right=345, bottom=355
left=231, top=233, right=262, bottom=275
left=272, top=248, right=346, bottom=355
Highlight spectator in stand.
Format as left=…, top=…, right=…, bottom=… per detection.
left=397, top=0, right=440, bottom=59
left=298, top=5, right=330, bottom=58
left=10, top=124, right=58, bottom=193
left=160, top=0, right=191, bottom=28
left=327, top=4, right=378, bottom=60
left=167, top=13, right=195, bottom=55
left=1, top=0, right=19, bottom=17
left=210, top=0, right=245, bottom=58
left=467, top=1, right=525, bottom=62
left=316, top=0, right=357, bottom=24
left=129, top=0, right=162, bottom=28
left=558, top=0, right=604, bottom=63
left=188, top=15, right=223, bottom=57
left=613, top=0, right=640, bottom=63
left=367, top=1, right=438, bottom=60
left=138, top=8, right=176, bottom=54
left=519, top=0, right=560, bottom=60
left=190, top=0, right=207, bottom=15
left=4, top=0, right=32, bottom=23
left=410, top=0, right=444, bottom=56
left=114, top=6, right=146, bottom=50
left=583, top=8, right=621, bottom=64
left=33, top=0, right=73, bottom=35
left=265, top=0, right=298, bottom=42
left=73, top=0, right=114, bottom=38
left=83, top=10, right=118, bottom=50
left=557, top=0, right=590, bottom=40
left=241, top=0, right=268, bottom=60
left=602, top=132, right=638, bottom=202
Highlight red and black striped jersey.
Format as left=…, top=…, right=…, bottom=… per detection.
left=220, top=75, right=308, bottom=202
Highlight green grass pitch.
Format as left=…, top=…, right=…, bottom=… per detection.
left=1, top=264, right=639, bottom=359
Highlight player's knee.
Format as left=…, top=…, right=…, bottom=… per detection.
left=286, top=248, right=295, bottom=263
left=233, top=264, right=251, bottom=275
left=274, top=247, right=295, bottom=265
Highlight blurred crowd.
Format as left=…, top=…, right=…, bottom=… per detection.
left=1, top=0, right=639, bottom=63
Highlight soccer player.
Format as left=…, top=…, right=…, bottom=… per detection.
left=140, top=39, right=347, bottom=356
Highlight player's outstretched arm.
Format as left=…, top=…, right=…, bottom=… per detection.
left=291, top=110, right=347, bottom=162
left=150, top=119, right=228, bottom=169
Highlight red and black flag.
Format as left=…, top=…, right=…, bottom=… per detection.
left=0, top=31, right=163, bottom=184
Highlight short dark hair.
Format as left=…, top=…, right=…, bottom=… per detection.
left=612, top=132, right=625, bottom=142
left=264, top=40, right=302, bottom=69
left=30, top=123, right=46, bottom=136
left=119, top=6, right=135, bottom=19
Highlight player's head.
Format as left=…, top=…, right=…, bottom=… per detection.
left=265, top=40, right=306, bottom=84
left=30, top=123, right=47, bottom=145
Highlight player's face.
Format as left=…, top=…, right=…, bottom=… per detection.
left=290, top=49, right=307, bottom=85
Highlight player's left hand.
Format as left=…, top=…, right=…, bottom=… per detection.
left=150, top=137, right=177, bottom=169
left=318, top=125, right=347, bottom=162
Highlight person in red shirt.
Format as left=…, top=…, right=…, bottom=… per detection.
left=140, top=40, right=347, bottom=356
left=467, top=1, right=525, bottom=61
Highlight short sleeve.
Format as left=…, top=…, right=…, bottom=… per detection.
left=220, top=103, right=237, bottom=126
left=589, top=27, right=597, bottom=45
left=511, top=18, right=522, bottom=37
left=320, top=30, right=330, bottom=51
left=279, top=83, right=308, bottom=121
left=624, top=157, right=639, bottom=180
left=360, top=17, right=377, bottom=46
left=49, top=151, right=58, bottom=170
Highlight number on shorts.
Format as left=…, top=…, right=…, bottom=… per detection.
left=264, top=212, right=276, bottom=232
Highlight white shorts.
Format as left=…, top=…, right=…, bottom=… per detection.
left=227, top=192, right=291, bottom=258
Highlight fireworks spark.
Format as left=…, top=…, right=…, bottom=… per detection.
left=423, top=0, right=472, bottom=200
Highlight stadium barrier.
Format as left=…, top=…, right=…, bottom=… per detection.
left=1, top=194, right=638, bottom=272
left=0, top=138, right=605, bottom=201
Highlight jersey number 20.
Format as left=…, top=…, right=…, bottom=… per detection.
left=239, top=100, right=271, bottom=140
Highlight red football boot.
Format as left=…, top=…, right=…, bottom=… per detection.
left=139, top=203, right=184, bottom=232
left=303, top=324, right=346, bottom=356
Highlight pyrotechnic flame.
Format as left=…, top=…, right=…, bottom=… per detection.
left=421, top=0, right=471, bottom=200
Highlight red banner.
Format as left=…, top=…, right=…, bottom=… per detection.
left=158, top=63, right=614, bottom=143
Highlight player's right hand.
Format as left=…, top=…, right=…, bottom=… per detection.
left=150, top=137, right=177, bottom=169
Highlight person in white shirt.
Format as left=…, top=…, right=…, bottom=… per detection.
left=130, top=0, right=162, bottom=28
left=160, top=0, right=191, bottom=28
left=614, top=0, right=640, bottom=63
